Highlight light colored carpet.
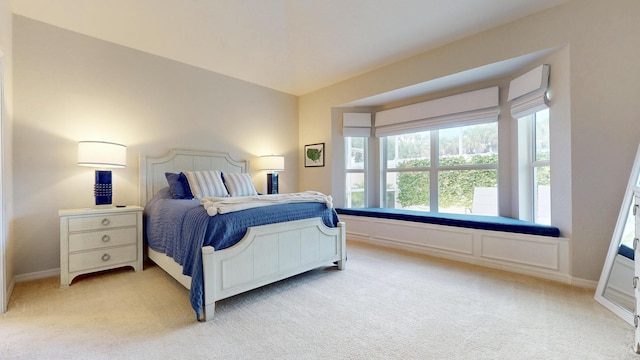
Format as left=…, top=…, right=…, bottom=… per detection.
left=0, top=240, right=636, bottom=359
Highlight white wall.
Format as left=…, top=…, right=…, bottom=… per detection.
left=12, top=16, right=299, bottom=277
left=299, top=0, right=640, bottom=282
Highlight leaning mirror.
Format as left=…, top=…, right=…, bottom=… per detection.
left=595, top=142, right=640, bottom=325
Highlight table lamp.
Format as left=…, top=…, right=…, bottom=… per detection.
left=259, top=155, right=284, bottom=194
left=77, top=141, right=126, bottom=207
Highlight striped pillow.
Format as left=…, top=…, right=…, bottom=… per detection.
left=223, top=172, right=258, bottom=197
left=183, top=170, right=229, bottom=199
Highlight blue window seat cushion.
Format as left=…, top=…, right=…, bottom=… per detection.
left=618, top=244, right=634, bottom=260
left=335, top=208, right=560, bottom=238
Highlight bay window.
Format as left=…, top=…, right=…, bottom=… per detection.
left=341, top=63, right=553, bottom=225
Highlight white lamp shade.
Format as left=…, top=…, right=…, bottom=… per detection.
left=259, top=155, right=285, bottom=171
left=77, top=141, right=127, bottom=168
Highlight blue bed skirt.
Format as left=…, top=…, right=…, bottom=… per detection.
left=335, top=208, right=560, bottom=238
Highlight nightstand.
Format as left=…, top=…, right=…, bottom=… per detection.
left=59, top=206, right=143, bottom=287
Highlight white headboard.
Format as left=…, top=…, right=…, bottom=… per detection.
left=139, top=149, right=248, bottom=205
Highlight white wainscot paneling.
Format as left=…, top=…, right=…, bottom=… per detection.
left=373, top=219, right=473, bottom=255
left=480, top=234, right=558, bottom=270
left=340, top=214, right=571, bottom=283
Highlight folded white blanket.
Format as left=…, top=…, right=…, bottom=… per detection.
left=201, top=191, right=333, bottom=216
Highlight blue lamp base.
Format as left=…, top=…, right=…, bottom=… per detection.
left=94, top=170, right=113, bottom=207
left=267, top=173, right=279, bottom=194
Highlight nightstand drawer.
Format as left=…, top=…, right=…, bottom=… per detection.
left=68, top=227, right=137, bottom=252
left=68, top=244, right=137, bottom=272
left=68, top=213, right=137, bottom=232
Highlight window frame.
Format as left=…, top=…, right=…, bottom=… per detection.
left=381, top=121, right=499, bottom=214
left=345, top=136, right=368, bottom=208
left=517, top=108, right=551, bottom=224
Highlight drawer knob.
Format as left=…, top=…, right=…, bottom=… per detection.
left=101, top=235, right=110, bottom=242
left=101, top=253, right=111, bottom=262
left=101, top=218, right=111, bottom=226
left=634, top=276, right=639, bottom=289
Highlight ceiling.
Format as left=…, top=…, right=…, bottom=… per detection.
left=11, top=0, right=567, bottom=97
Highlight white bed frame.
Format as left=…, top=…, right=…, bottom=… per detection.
left=139, top=149, right=346, bottom=321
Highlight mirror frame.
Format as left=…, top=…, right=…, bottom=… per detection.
left=595, top=143, right=640, bottom=326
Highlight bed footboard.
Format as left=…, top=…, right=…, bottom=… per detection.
left=201, top=217, right=346, bottom=321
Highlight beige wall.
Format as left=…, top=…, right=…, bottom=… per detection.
left=12, top=16, right=299, bottom=276
left=0, top=0, right=13, bottom=310
left=299, top=0, right=640, bottom=282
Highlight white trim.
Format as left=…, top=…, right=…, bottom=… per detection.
left=14, top=267, right=60, bottom=283
left=571, top=278, right=598, bottom=289
left=345, top=137, right=369, bottom=208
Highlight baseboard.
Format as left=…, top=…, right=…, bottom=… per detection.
left=570, top=277, right=598, bottom=289
left=14, top=267, right=60, bottom=283
left=4, top=275, right=15, bottom=312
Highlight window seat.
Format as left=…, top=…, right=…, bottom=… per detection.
left=337, top=207, right=569, bottom=283
left=335, top=208, right=560, bottom=238
left=618, top=244, right=634, bottom=260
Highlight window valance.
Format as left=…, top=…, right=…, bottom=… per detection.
left=374, top=87, right=499, bottom=137
left=343, top=113, right=372, bottom=137
left=508, top=64, right=550, bottom=119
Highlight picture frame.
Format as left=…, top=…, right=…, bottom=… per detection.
left=304, top=143, right=325, bottom=167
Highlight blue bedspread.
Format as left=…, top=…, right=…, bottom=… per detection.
left=144, top=188, right=339, bottom=319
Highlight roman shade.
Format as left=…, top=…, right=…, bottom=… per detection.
left=343, top=113, right=372, bottom=137
left=375, top=87, right=499, bottom=137
left=508, top=64, right=550, bottom=119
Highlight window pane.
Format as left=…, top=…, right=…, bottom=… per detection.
left=386, top=171, right=430, bottom=211
left=385, top=131, right=430, bottom=169
left=346, top=173, right=365, bottom=208
left=438, top=170, right=498, bottom=214
left=346, top=137, right=366, bottom=169
left=534, top=166, right=551, bottom=224
left=535, top=109, right=550, bottom=162
left=439, top=123, right=498, bottom=165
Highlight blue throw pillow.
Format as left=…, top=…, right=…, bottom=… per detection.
left=165, top=172, right=193, bottom=199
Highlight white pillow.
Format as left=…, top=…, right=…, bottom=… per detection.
left=184, top=170, right=229, bottom=199
left=223, top=172, right=258, bottom=197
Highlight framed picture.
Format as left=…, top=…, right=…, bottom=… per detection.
left=304, top=143, right=325, bottom=167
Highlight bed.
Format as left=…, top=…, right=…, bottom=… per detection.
left=140, top=149, right=346, bottom=321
